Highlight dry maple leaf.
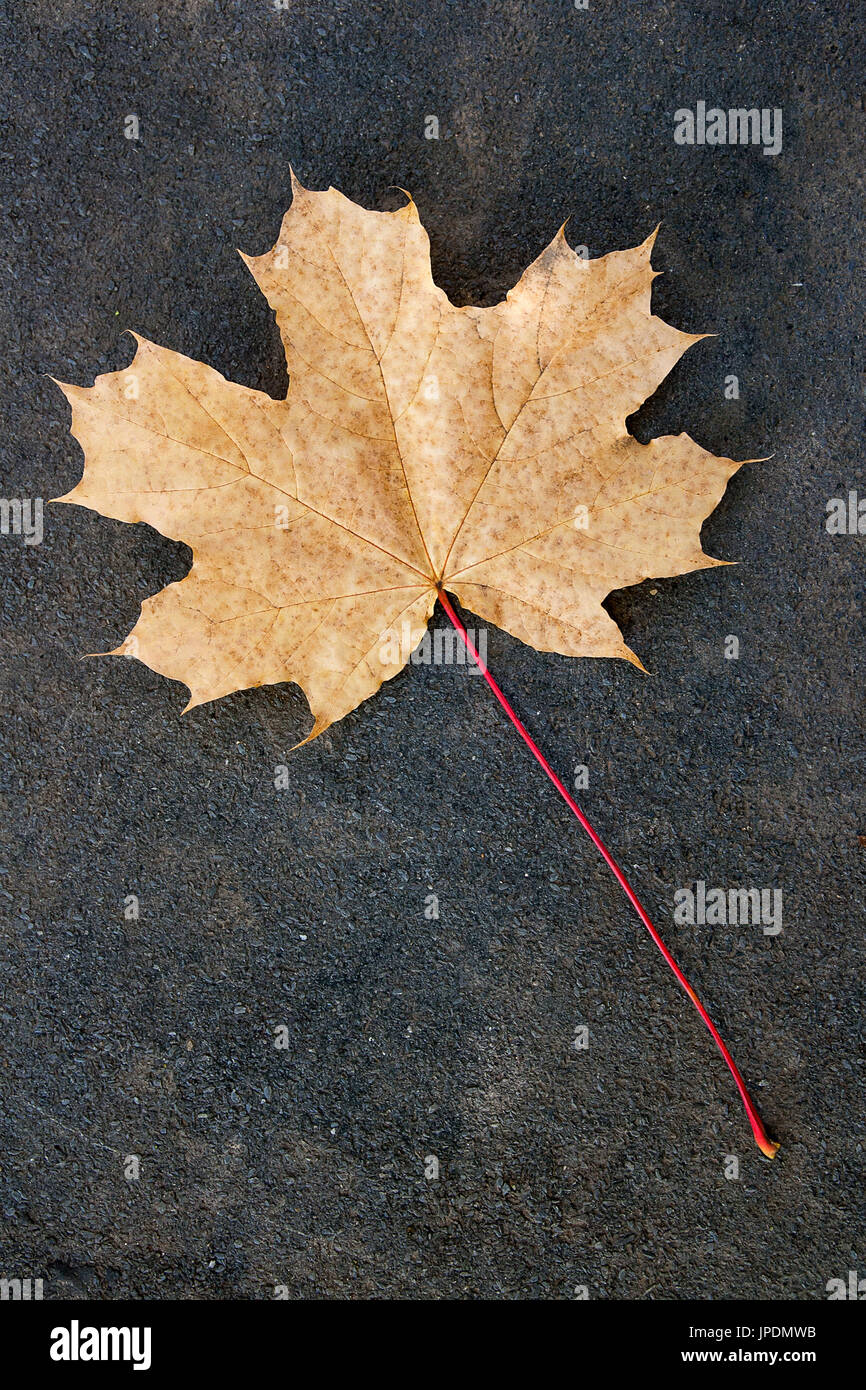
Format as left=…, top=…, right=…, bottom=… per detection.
left=53, top=181, right=778, bottom=1158
left=53, top=176, right=742, bottom=744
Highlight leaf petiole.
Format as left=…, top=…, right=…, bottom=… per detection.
left=438, top=588, right=779, bottom=1159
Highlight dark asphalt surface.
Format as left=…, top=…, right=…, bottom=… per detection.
left=1, top=0, right=864, bottom=1300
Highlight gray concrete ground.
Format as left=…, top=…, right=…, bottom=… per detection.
left=1, top=0, right=864, bottom=1299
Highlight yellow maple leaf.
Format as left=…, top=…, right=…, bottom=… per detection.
left=52, top=187, right=781, bottom=1156
left=54, top=178, right=742, bottom=742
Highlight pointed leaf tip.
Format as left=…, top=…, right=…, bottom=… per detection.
left=289, top=166, right=308, bottom=197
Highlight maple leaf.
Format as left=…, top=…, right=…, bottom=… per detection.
left=52, top=183, right=779, bottom=1157
left=54, top=178, right=742, bottom=743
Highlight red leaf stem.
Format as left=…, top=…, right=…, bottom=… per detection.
left=438, top=587, right=778, bottom=1159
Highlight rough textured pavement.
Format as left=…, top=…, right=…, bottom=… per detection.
left=1, top=0, right=864, bottom=1299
